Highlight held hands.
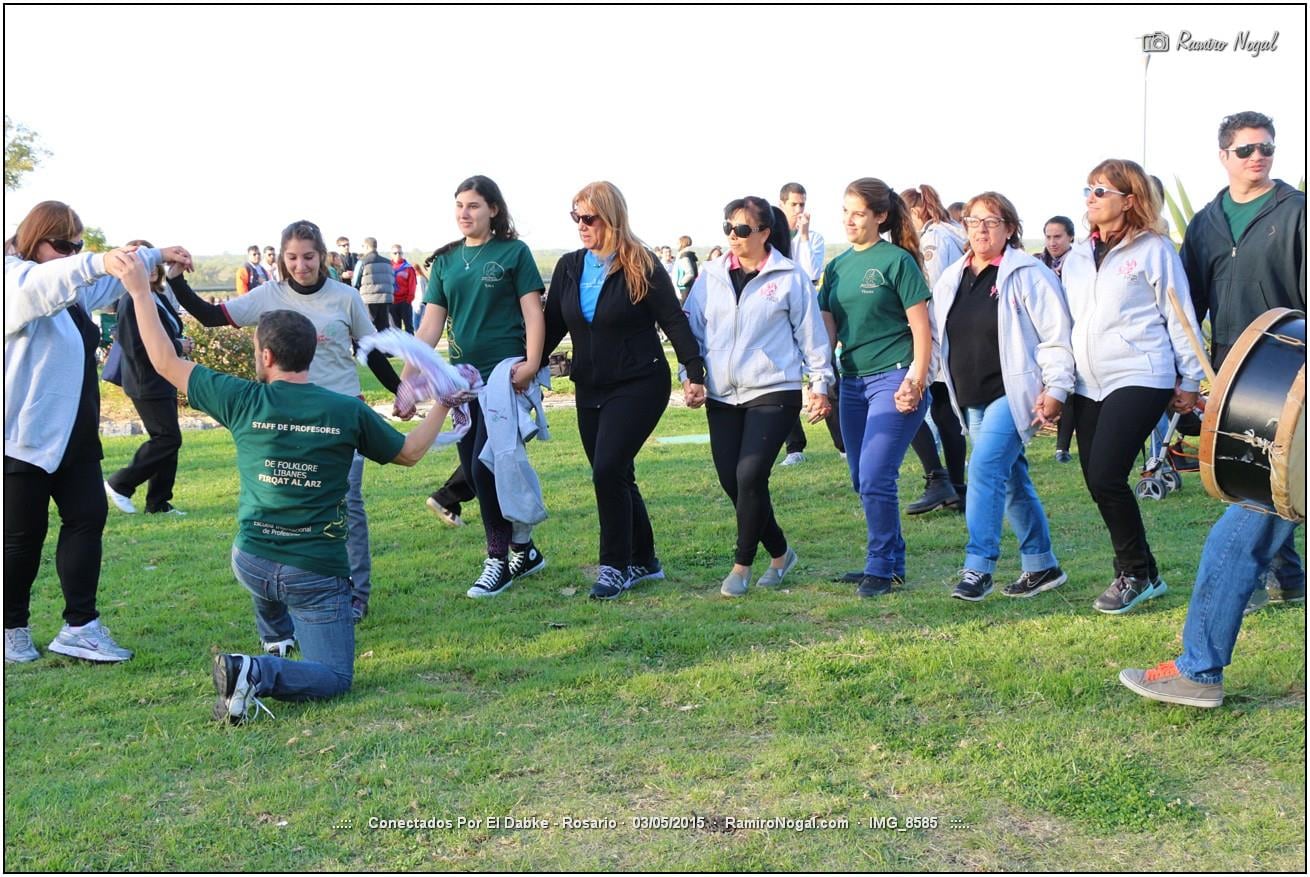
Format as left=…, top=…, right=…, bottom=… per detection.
left=110, top=250, right=152, bottom=296
left=159, top=246, right=193, bottom=272
left=804, top=388, right=831, bottom=423
left=682, top=380, right=706, bottom=408
left=510, top=361, right=536, bottom=394
left=1030, top=390, right=1064, bottom=428
left=393, top=378, right=421, bottom=421
left=1171, top=388, right=1199, bottom=413
left=893, top=376, right=924, bottom=414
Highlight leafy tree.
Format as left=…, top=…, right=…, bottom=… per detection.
left=82, top=226, right=109, bottom=253
left=4, top=115, right=50, bottom=191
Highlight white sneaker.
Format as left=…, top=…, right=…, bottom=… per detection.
left=47, top=619, right=133, bottom=662
left=5, top=627, right=40, bottom=663
left=263, top=637, right=296, bottom=658
left=104, top=481, right=137, bottom=514
left=780, top=452, right=806, bottom=467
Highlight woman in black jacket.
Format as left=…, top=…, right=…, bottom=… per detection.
left=104, top=239, right=191, bottom=515
left=544, top=181, right=707, bottom=600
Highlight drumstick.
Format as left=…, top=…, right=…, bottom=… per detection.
left=1167, top=286, right=1217, bottom=385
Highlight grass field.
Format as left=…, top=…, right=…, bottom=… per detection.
left=4, top=375, right=1305, bottom=871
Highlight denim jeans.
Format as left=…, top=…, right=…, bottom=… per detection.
left=346, top=452, right=371, bottom=603
left=838, top=370, right=927, bottom=579
left=962, top=397, right=1058, bottom=575
left=230, top=546, right=355, bottom=701
left=1176, top=507, right=1300, bottom=684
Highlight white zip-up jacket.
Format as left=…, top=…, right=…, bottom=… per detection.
left=919, top=221, right=967, bottom=290
left=933, top=246, right=1075, bottom=445
left=681, top=246, right=833, bottom=405
left=1061, top=231, right=1205, bottom=400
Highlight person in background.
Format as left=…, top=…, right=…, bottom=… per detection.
left=706, top=245, right=724, bottom=262
left=236, top=245, right=269, bottom=295
left=1063, top=159, right=1205, bottom=615
left=263, top=245, right=281, bottom=283
left=335, top=236, right=358, bottom=285
left=353, top=237, right=396, bottom=333
left=326, top=251, right=343, bottom=282
left=673, top=235, right=699, bottom=304
left=660, top=246, right=676, bottom=279
left=947, top=202, right=965, bottom=224
left=104, top=238, right=193, bottom=517
left=5, top=199, right=190, bottom=664
left=1036, top=215, right=1079, bottom=464
left=389, top=245, right=418, bottom=334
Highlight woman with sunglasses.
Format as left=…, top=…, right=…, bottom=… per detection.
left=408, top=175, right=546, bottom=599
left=899, top=184, right=968, bottom=517
left=1062, top=159, right=1205, bottom=615
left=819, top=178, right=931, bottom=598
left=542, top=182, right=706, bottom=599
left=933, top=192, right=1075, bottom=603
left=683, top=195, right=833, bottom=597
left=4, top=201, right=190, bottom=664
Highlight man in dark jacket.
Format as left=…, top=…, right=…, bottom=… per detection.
left=1180, top=110, right=1305, bottom=611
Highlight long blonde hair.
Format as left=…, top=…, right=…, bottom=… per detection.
left=573, top=181, right=655, bottom=303
left=1086, top=158, right=1167, bottom=242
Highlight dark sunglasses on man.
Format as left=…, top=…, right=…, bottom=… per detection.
left=45, top=238, right=84, bottom=256
left=1228, top=142, right=1275, bottom=159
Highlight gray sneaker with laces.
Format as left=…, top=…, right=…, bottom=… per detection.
left=5, top=627, right=40, bottom=663
left=47, top=620, right=133, bottom=662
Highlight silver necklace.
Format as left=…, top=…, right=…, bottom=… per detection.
left=461, top=239, right=489, bottom=271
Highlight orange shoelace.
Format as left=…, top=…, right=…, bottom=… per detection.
left=1143, top=660, right=1181, bottom=683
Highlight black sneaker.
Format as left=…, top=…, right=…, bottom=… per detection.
left=1092, top=573, right=1165, bottom=615
left=626, top=558, right=665, bottom=587
left=856, top=575, right=893, bottom=598
left=1002, top=566, right=1068, bottom=598
left=508, top=541, right=547, bottom=580
left=466, top=557, right=514, bottom=599
left=837, top=571, right=906, bottom=586
left=589, top=565, right=631, bottom=600
left=951, top=570, right=993, bottom=602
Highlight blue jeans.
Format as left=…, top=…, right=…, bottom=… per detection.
left=230, top=546, right=355, bottom=701
left=1176, top=507, right=1300, bottom=684
left=346, top=452, right=371, bottom=604
left=838, top=370, right=927, bottom=579
left=962, top=398, right=1058, bottom=575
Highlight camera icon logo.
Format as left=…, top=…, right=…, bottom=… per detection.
left=1141, top=32, right=1170, bottom=52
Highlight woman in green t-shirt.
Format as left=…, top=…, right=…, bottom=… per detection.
left=408, top=176, right=546, bottom=599
left=819, top=178, right=934, bottom=598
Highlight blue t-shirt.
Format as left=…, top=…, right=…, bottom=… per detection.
left=579, top=253, right=614, bottom=323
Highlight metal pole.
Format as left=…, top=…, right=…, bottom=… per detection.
left=1142, top=53, right=1151, bottom=166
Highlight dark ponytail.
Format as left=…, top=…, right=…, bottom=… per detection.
left=846, top=177, right=924, bottom=272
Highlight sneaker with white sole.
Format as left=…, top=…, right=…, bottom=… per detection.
left=1119, top=660, right=1223, bottom=708
left=755, top=547, right=798, bottom=588
left=211, top=653, right=274, bottom=724
left=589, top=565, right=632, bottom=600
left=626, top=559, right=665, bottom=587
left=425, top=496, right=464, bottom=527
left=780, top=452, right=806, bottom=467
left=263, top=637, right=296, bottom=658
left=47, top=619, right=133, bottom=662
left=104, top=481, right=137, bottom=514
left=1002, top=567, right=1068, bottom=598
left=508, top=541, right=546, bottom=579
left=145, top=503, right=186, bottom=516
left=5, top=627, right=40, bottom=663
left=466, top=557, right=513, bottom=598
left=1093, top=573, right=1166, bottom=615
left=951, top=570, right=993, bottom=602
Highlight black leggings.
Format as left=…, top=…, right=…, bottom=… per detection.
left=107, top=394, right=182, bottom=512
left=909, top=382, right=967, bottom=487
left=456, top=399, right=513, bottom=558
left=1071, top=387, right=1173, bottom=579
left=576, top=379, right=668, bottom=570
left=4, top=454, right=107, bottom=628
left=707, top=404, right=796, bottom=566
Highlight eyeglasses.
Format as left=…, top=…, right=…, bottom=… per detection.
left=723, top=222, right=768, bottom=238
left=1228, top=142, right=1275, bottom=159
left=569, top=210, right=600, bottom=226
left=45, top=238, right=84, bottom=255
left=961, top=217, right=1005, bottom=230
left=1083, top=186, right=1128, bottom=199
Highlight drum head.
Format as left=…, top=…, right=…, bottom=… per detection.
left=1271, top=364, right=1305, bottom=522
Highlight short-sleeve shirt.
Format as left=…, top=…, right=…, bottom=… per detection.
left=818, top=242, right=931, bottom=377
left=222, top=279, right=375, bottom=396
left=1221, top=188, right=1276, bottom=243
left=422, top=238, right=544, bottom=379
left=186, top=365, right=405, bottom=577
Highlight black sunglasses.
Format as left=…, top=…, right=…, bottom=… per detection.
left=1229, top=142, right=1275, bottom=159
left=723, top=222, right=768, bottom=238
left=569, top=210, right=600, bottom=226
left=46, top=238, right=85, bottom=256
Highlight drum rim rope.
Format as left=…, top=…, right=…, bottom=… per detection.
left=1270, top=364, right=1305, bottom=523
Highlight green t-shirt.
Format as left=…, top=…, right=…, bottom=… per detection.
left=422, top=238, right=544, bottom=380
left=818, top=242, right=931, bottom=377
left=1221, top=187, right=1276, bottom=243
left=186, top=366, right=406, bottom=577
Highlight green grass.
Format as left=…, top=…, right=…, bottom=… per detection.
left=5, top=396, right=1305, bottom=870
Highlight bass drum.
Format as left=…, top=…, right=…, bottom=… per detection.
left=1199, top=308, right=1305, bottom=522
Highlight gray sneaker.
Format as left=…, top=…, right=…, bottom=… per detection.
left=5, top=627, right=40, bottom=663
left=721, top=569, right=750, bottom=597
left=47, top=620, right=133, bottom=662
left=263, top=637, right=296, bottom=658
left=1119, top=661, right=1223, bottom=708
left=1243, top=588, right=1270, bottom=615
left=756, top=547, right=798, bottom=588
left=211, top=654, right=274, bottom=724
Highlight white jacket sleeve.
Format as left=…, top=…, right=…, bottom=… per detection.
left=1022, top=264, right=1076, bottom=402
left=1151, top=239, right=1205, bottom=392
left=5, top=253, right=106, bottom=337
left=786, top=272, right=834, bottom=396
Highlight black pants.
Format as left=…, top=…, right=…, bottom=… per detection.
left=456, top=398, right=512, bottom=557
left=1071, top=387, right=1173, bottom=579
left=908, top=381, right=967, bottom=486
left=708, top=403, right=796, bottom=566
left=1055, top=407, right=1076, bottom=453
left=390, top=301, right=414, bottom=334
left=367, top=303, right=391, bottom=334
left=107, top=394, right=181, bottom=512
left=4, top=454, right=107, bottom=628
left=431, top=464, right=475, bottom=515
left=576, top=379, right=668, bottom=570
left=784, top=386, right=844, bottom=454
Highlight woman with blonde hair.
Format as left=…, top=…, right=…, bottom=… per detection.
left=1062, top=158, right=1205, bottom=614
left=543, top=181, right=705, bottom=599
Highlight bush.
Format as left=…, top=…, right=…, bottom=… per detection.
left=180, top=317, right=256, bottom=408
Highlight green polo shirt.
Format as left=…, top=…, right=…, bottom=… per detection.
left=819, top=241, right=931, bottom=377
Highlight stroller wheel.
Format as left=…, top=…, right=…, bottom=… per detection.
left=1161, top=470, right=1183, bottom=492
left=1135, top=477, right=1166, bottom=501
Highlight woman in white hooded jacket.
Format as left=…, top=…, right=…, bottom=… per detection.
left=1061, top=159, right=1205, bottom=616
left=934, top=192, right=1075, bottom=603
